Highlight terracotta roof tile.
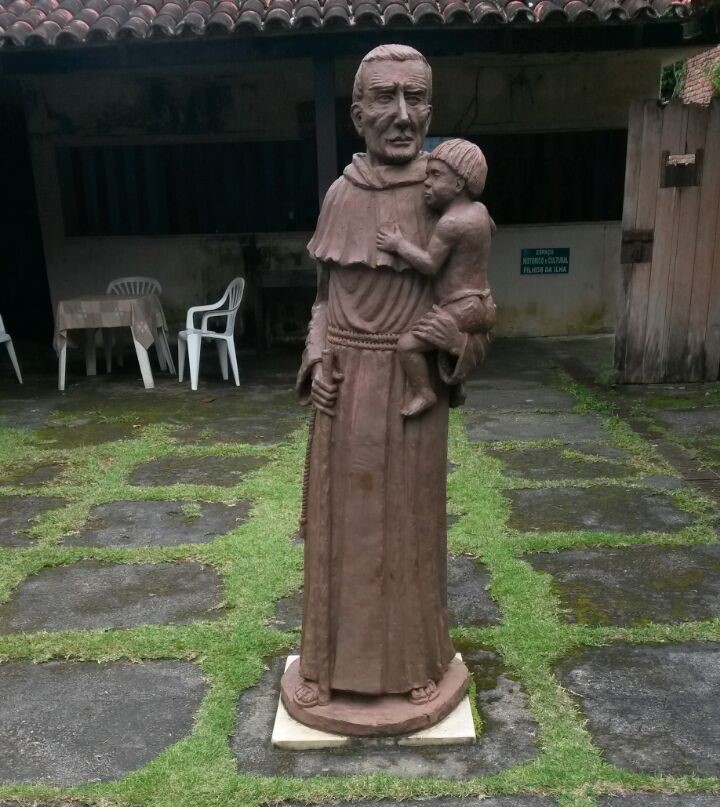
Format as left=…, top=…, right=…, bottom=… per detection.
left=0, top=0, right=694, bottom=45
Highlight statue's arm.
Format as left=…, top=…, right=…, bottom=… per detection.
left=411, top=301, right=495, bottom=387
left=394, top=232, right=451, bottom=276
left=295, top=263, right=329, bottom=405
left=378, top=220, right=454, bottom=276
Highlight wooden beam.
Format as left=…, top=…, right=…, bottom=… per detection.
left=313, top=54, right=338, bottom=206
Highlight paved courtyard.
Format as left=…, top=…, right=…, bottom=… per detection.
left=0, top=336, right=719, bottom=807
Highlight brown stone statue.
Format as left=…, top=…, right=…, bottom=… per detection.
left=280, top=45, right=496, bottom=737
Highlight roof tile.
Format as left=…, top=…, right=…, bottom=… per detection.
left=0, top=0, right=695, bottom=45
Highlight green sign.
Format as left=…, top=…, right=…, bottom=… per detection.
left=521, top=248, right=570, bottom=275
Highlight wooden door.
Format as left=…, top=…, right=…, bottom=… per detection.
left=615, top=98, right=720, bottom=383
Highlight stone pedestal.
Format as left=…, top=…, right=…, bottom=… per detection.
left=274, top=654, right=474, bottom=747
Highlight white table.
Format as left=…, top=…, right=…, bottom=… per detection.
left=53, top=294, right=170, bottom=391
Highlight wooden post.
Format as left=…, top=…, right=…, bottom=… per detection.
left=314, top=54, right=338, bottom=206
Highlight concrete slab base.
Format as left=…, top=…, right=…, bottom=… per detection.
left=272, top=655, right=475, bottom=749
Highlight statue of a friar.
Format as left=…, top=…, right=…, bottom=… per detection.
left=281, top=44, right=496, bottom=736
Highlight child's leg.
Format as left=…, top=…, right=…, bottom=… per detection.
left=397, top=332, right=437, bottom=417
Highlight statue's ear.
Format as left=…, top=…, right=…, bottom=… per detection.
left=351, top=103, right=363, bottom=137
left=422, top=104, right=433, bottom=138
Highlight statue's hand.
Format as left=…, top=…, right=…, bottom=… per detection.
left=412, top=306, right=465, bottom=357
left=376, top=223, right=402, bottom=254
left=310, top=361, right=344, bottom=417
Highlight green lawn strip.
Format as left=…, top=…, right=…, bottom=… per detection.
left=507, top=523, right=720, bottom=555
left=578, top=619, right=720, bottom=646
left=449, top=412, right=610, bottom=794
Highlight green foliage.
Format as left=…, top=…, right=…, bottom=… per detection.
left=707, top=60, right=720, bottom=96
left=660, top=60, right=686, bottom=102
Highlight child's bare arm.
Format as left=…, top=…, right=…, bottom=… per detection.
left=377, top=222, right=454, bottom=276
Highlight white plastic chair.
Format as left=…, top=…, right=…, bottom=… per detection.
left=178, top=277, right=245, bottom=391
left=105, top=276, right=175, bottom=375
left=0, top=314, right=22, bottom=384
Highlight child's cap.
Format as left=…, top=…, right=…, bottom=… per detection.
left=430, top=139, right=487, bottom=198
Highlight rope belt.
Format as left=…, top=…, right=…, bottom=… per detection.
left=327, top=325, right=400, bottom=351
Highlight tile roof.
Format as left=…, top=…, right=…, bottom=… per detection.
left=0, top=0, right=693, bottom=47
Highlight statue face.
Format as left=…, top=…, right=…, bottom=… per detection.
left=424, top=158, right=462, bottom=210
left=351, top=60, right=432, bottom=166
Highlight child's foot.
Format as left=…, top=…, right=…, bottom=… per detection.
left=402, top=390, right=437, bottom=418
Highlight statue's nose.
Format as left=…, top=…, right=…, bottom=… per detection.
left=395, top=91, right=410, bottom=125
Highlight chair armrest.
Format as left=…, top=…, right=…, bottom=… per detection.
left=186, top=299, right=225, bottom=329
left=200, top=310, right=231, bottom=331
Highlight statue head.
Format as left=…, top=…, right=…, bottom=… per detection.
left=424, top=139, right=488, bottom=209
left=351, top=45, right=433, bottom=167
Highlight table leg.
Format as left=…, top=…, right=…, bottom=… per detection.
left=132, top=335, right=155, bottom=389
left=58, top=344, right=67, bottom=391
left=84, top=329, right=97, bottom=376
left=103, top=330, right=113, bottom=373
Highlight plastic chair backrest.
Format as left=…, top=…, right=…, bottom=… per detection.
left=107, top=277, right=162, bottom=296
left=222, top=277, right=245, bottom=336
left=0, top=314, right=5, bottom=334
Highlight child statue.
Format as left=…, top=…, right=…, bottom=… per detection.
left=377, top=138, right=496, bottom=417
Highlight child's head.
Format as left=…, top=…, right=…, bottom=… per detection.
left=428, top=139, right=487, bottom=201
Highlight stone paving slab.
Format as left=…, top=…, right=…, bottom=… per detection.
left=0, top=462, right=63, bottom=487
left=556, top=642, right=720, bottom=776
left=526, top=544, right=720, bottom=626
left=507, top=487, right=693, bottom=533
left=653, top=408, right=720, bottom=438
left=462, top=384, right=576, bottom=413
left=491, top=445, right=635, bottom=481
left=0, top=393, right=58, bottom=430
left=130, top=454, right=269, bottom=487
left=174, top=411, right=304, bottom=446
left=272, top=556, right=501, bottom=631
left=465, top=412, right=607, bottom=443
left=598, top=797, right=720, bottom=806
left=0, top=495, right=66, bottom=548
left=37, top=418, right=136, bottom=447
left=447, top=556, right=502, bottom=626
left=0, top=660, right=206, bottom=784
left=636, top=474, right=687, bottom=489
left=166, top=385, right=304, bottom=445
left=63, top=499, right=250, bottom=548
left=232, top=649, right=539, bottom=777
left=0, top=561, right=223, bottom=633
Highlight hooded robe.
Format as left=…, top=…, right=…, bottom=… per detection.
left=296, top=153, right=482, bottom=695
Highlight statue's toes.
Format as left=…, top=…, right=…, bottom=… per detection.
left=294, top=683, right=319, bottom=707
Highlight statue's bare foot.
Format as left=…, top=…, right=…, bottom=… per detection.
left=294, top=681, right=320, bottom=708
left=402, top=391, right=437, bottom=418
left=408, top=680, right=439, bottom=705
